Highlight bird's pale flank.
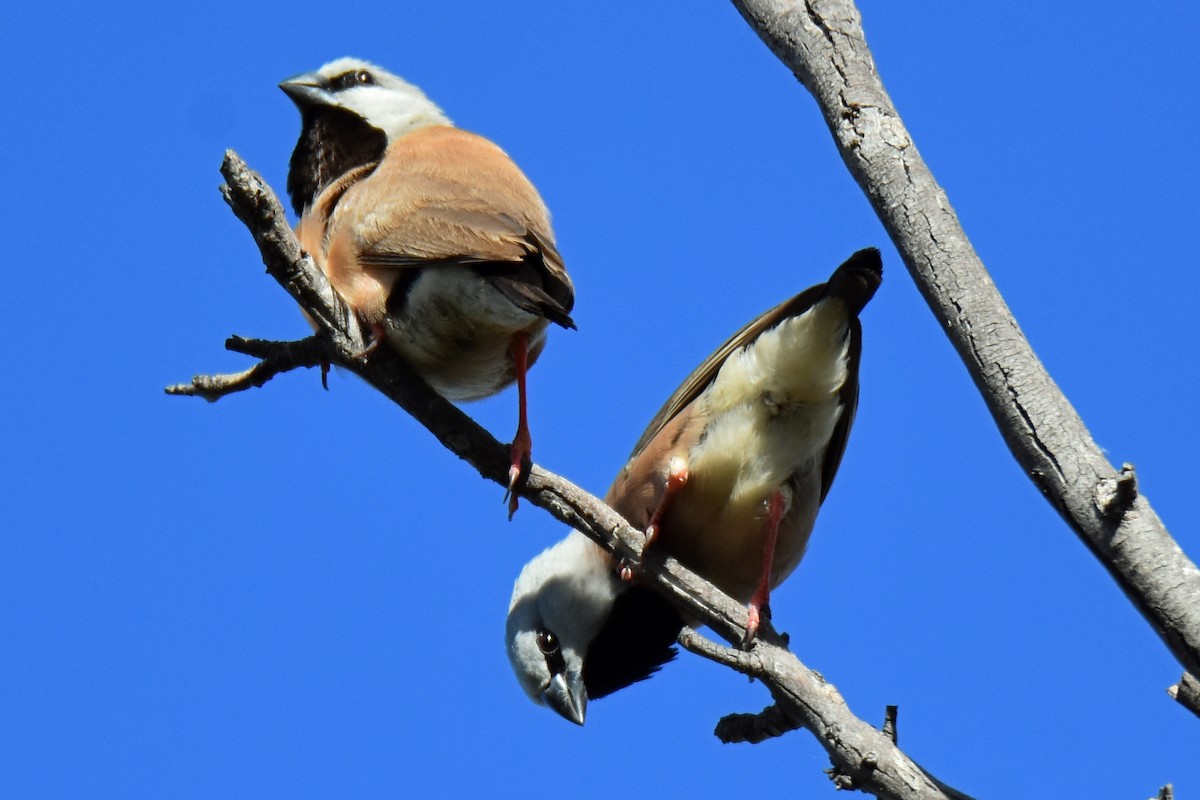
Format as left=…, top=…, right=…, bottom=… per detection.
left=507, top=248, right=882, bottom=725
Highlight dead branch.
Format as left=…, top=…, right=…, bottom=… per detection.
left=169, top=150, right=973, bottom=800
left=730, top=0, right=1200, bottom=684
left=165, top=335, right=327, bottom=400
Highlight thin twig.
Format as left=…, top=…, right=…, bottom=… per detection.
left=165, top=336, right=328, bottom=401
left=679, top=626, right=763, bottom=675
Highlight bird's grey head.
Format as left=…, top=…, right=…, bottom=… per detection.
left=279, top=57, right=451, bottom=142
left=506, top=533, right=618, bottom=726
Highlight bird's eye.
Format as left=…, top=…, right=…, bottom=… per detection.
left=331, top=70, right=375, bottom=90
left=537, top=630, right=567, bottom=676
left=536, top=630, right=559, bottom=656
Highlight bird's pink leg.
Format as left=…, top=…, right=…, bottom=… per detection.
left=744, top=488, right=786, bottom=646
left=645, top=456, right=689, bottom=550
left=620, top=456, right=688, bottom=582
left=505, top=331, right=532, bottom=519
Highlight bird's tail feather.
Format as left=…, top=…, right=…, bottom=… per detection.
left=824, top=247, right=883, bottom=317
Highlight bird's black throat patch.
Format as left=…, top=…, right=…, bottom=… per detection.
left=583, top=585, right=683, bottom=700
left=287, top=107, right=388, bottom=215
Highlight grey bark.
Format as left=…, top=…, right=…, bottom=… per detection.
left=730, top=0, right=1200, bottom=680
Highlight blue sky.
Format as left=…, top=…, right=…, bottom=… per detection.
left=2, top=2, right=1197, bottom=797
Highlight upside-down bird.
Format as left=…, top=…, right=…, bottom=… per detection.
left=506, top=248, right=881, bottom=724
left=280, top=58, right=575, bottom=514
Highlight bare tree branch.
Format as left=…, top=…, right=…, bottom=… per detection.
left=729, top=0, right=1200, bottom=682
left=677, top=620, right=976, bottom=799
left=216, top=153, right=365, bottom=349
left=165, top=335, right=327, bottom=400
left=170, top=150, right=974, bottom=800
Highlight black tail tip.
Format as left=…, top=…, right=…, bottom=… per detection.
left=548, top=308, right=577, bottom=330
left=827, top=247, right=882, bottom=315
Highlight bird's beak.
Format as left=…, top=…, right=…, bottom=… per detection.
left=279, top=72, right=330, bottom=108
left=540, top=672, right=587, bottom=726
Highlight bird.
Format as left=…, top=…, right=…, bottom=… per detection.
left=506, top=248, right=881, bottom=725
left=279, top=58, right=575, bottom=515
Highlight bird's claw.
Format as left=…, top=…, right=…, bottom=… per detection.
left=505, top=462, right=522, bottom=520
left=742, top=605, right=761, bottom=648
left=643, top=523, right=661, bottom=550
left=505, top=432, right=533, bottom=520
left=740, top=602, right=775, bottom=648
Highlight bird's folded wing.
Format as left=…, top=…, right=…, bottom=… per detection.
left=357, top=201, right=537, bottom=266
left=818, top=322, right=859, bottom=502
left=328, top=128, right=573, bottom=309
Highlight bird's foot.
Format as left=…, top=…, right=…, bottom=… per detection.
left=504, top=434, right=531, bottom=520
left=741, top=602, right=771, bottom=648
left=743, top=607, right=760, bottom=648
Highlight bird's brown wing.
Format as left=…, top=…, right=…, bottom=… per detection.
left=810, top=247, right=880, bottom=500
left=818, top=319, right=861, bottom=502
left=331, top=125, right=574, bottom=322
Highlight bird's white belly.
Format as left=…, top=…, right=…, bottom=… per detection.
left=691, top=300, right=850, bottom=512
left=691, top=401, right=841, bottom=512
left=666, top=300, right=852, bottom=598
left=385, top=266, right=547, bottom=401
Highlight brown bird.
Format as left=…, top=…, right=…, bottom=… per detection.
left=506, top=248, right=881, bottom=724
left=281, top=58, right=575, bottom=514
